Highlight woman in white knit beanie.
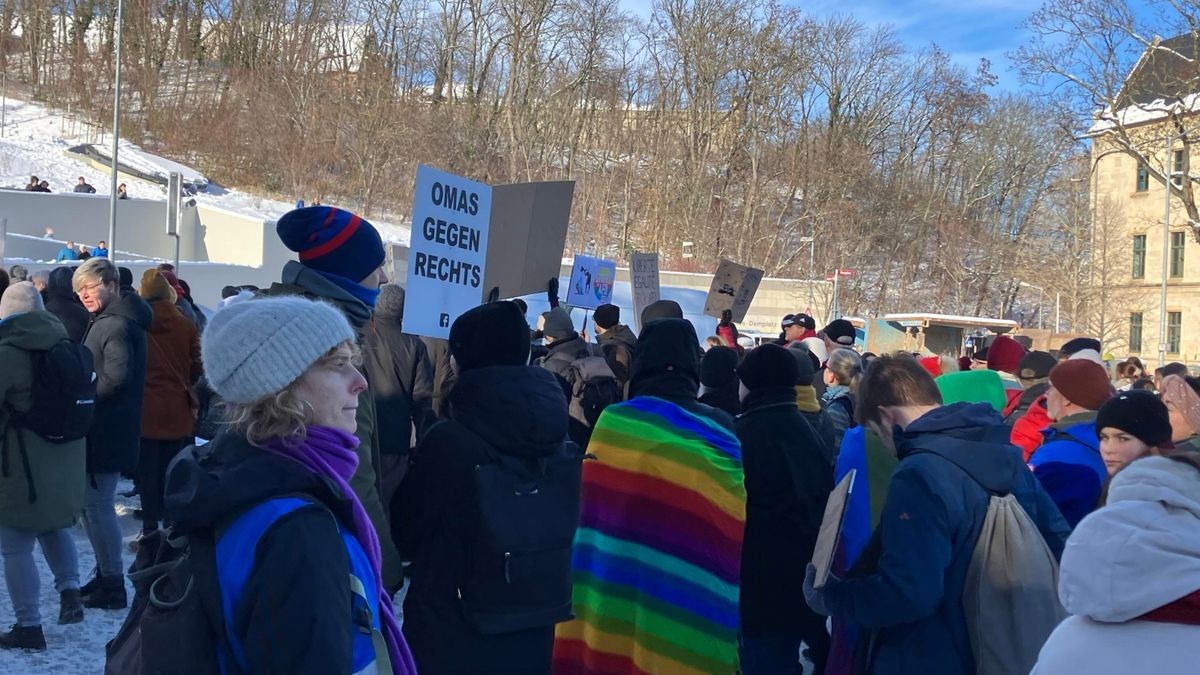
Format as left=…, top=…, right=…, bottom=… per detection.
left=159, top=295, right=416, bottom=675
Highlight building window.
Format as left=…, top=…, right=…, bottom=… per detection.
left=1130, top=312, right=1143, bottom=352
left=1133, top=234, right=1147, bottom=278
left=1171, top=231, right=1186, bottom=277
left=1173, top=149, right=1186, bottom=187
left=1168, top=311, right=1182, bottom=354
left=1137, top=163, right=1150, bottom=191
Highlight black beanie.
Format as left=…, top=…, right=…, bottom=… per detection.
left=641, top=299, right=683, bottom=325
left=823, top=319, right=856, bottom=346
left=700, top=346, right=740, bottom=388
left=594, top=303, right=620, bottom=330
left=118, top=266, right=133, bottom=288
left=738, top=343, right=800, bottom=390
left=449, top=301, right=531, bottom=371
left=1095, top=390, right=1174, bottom=448
left=1061, top=337, right=1102, bottom=356
left=1018, top=351, right=1057, bottom=381
left=631, top=318, right=700, bottom=389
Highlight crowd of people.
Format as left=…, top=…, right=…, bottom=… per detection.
left=0, top=203, right=1198, bottom=675
left=21, top=175, right=127, bottom=198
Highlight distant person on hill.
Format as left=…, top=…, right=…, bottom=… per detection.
left=74, top=177, right=96, bottom=194
left=25, top=176, right=39, bottom=191
left=55, top=241, right=78, bottom=263
left=42, top=227, right=54, bottom=239
left=76, top=245, right=91, bottom=261
left=35, top=180, right=51, bottom=193
left=117, top=183, right=129, bottom=200
left=93, top=241, right=109, bottom=258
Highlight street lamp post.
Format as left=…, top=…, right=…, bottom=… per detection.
left=1018, top=281, right=1045, bottom=330
left=107, top=0, right=125, bottom=264
left=1159, top=132, right=1184, bottom=369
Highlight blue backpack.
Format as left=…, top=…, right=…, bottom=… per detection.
left=105, top=495, right=392, bottom=675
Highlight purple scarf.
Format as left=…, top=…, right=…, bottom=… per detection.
left=266, top=426, right=416, bottom=674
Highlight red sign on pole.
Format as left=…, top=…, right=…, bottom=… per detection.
left=838, top=268, right=855, bottom=277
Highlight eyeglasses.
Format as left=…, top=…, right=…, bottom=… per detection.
left=76, top=281, right=105, bottom=297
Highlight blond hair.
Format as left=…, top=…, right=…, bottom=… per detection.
left=223, top=341, right=361, bottom=445
left=72, top=257, right=118, bottom=291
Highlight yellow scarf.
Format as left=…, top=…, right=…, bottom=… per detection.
left=794, top=385, right=822, bottom=413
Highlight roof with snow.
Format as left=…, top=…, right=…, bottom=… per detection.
left=1090, top=33, right=1200, bottom=134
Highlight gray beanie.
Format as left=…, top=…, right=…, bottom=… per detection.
left=375, top=283, right=405, bottom=321
left=542, top=307, right=576, bottom=340
left=0, top=282, right=45, bottom=319
left=202, top=296, right=356, bottom=403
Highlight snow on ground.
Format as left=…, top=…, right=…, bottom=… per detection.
left=0, top=480, right=140, bottom=675
left=0, top=98, right=412, bottom=246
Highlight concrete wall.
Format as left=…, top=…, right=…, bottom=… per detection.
left=1, top=189, right=295, bottom=308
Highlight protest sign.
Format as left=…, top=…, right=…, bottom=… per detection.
left=565, top=254, right=616, bottom=309
left=629, top=252, right=660, bottom=332
left=483, top=181, right=574, bottom=299
left=403, top=165, right=493, bottom=339
left=704, top=259, right=765, bottom=323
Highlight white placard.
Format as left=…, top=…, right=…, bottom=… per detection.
left=704, top=258, right=765, bottom=323
left=403, top=165, right=493, bottom=339
left=630, top=252, right=660, bottom=333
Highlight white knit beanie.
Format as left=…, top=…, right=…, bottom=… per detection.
left=202, top=295, right=356, bottom=403
left=0, top=281, right=45, bottom=319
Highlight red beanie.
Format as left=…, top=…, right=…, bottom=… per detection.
left=919, top=356, right=942, bottom=378
left=987, top=335, right=1027, bottom=375
left=1049, top=360, right=1112, bottom=411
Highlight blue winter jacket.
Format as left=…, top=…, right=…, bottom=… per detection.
left=55, top=246, right=78, bottom=262
left=821, top=402, right=1071, bottom=675
left=1029, top=412, right=1105, bottom=528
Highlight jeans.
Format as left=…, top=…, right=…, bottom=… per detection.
left=741, top=629, right=830, bottom=675
left=81, top=472, right=123, bottom=578
left=0, top=526, right=80, bottom=627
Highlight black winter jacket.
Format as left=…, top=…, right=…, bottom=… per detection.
left=164, top=433, right=359, bottom=675
left=83, top=288, right=151, bottom=474
left=394, top=365, right=574, bottom=675
left=44, top=267, right=91, bottom=343
left=735, top=387, right=834, bottom=636
left=363, top=317, right=436, bottom=456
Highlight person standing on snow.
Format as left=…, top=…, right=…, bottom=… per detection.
left=0, top=284, right=87, bottom=651
left=164, top=296, right=417, bottom=674
left=74, top=257, right=152, bottom=610
left=1032, top=454, right=1200, bottom=674
left=268, top=205, right=403, bottom=591
left=803, top=356, right=1070, bottom=675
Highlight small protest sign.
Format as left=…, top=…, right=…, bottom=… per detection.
left=403, top=165, right=493, bottom=339
left=629, top=252, right=660, bottom=332
left=565, top=254, right=617, bottom=309
left=703, top=259, right=765, bottom=323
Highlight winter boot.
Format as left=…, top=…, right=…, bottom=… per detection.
left=0, top=625, right=46, bottom=651
left=80, top=570, right=105, bottom=598
left=59, top=589, right=84, bottom=625
left=83, top=576, right=127, bottom=610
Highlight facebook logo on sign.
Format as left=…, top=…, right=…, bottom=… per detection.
left=439, top=313, right=450, bottom=328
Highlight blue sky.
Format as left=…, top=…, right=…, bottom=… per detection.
left=616, top=0, right=1128, bottom=92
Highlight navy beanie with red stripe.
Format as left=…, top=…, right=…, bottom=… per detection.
left=276, top=206, right=385, bottom=283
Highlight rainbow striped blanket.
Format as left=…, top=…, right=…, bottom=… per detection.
left=553, top=396, right=746, bottom=675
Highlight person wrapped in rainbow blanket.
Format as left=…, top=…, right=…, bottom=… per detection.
left=553, top=312, right=746, bottom=675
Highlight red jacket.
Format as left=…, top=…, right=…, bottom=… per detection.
left=1010, top=394, right=1052, bottom=462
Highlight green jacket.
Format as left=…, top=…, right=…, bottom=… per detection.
left=0, top=312, right=87, bottom=532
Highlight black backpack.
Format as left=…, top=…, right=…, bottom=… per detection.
left=457, top=427, right=584, bottom=635
left=565, top=355, right=622, bottom=432
left=15, top=339, right=96, bottom=442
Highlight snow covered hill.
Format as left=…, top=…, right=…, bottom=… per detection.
left=0, top=98, right=412, bottom=245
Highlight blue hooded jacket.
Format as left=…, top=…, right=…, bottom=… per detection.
left=1029, top=412, right=1105, bottom=528
left=822, top=402, right=1070, bottom=675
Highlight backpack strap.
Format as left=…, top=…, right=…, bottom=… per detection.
left=215, top=496, right=328, bottom=673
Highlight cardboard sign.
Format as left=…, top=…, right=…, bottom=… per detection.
left=629, top=252, right=660, bottom=333
left=703, top=259, right=764, bottom=323
left=403, top=165, right=493, bottom=339
left=811, top=469, right=856, bottom=589
left=482, top=181, right=574, bottom=299
left=565, top=254, right=616, bottom=309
